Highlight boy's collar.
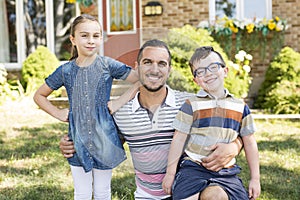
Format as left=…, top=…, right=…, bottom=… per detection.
left=196, top=89, right=233, bottom=99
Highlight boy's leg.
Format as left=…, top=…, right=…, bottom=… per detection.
left=70, top=165, right=93, bottom=200
left=172, top=160, right=211, bottom=199
left=93, top=168, right=112, bottom=200
left=200, top=185, right=228, bottom=200
left=180, top=186, right=228, bottom=200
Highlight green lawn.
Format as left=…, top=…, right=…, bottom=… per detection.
left=0, top=97, right=299, bottom=199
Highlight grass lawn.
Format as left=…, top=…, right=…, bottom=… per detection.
left=0, top=97, right=299, bottom=200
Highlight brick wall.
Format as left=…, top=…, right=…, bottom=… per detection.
left=141, top=0, right=209, bottom=41
left=141, top=0, right=300, bottom=106
left=273, top=0, right=300, bottom=52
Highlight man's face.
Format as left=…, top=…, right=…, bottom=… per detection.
left=137, top=46, right=171, bottom=92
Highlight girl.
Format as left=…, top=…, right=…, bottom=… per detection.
left=33, top=14, right=138, bottom=200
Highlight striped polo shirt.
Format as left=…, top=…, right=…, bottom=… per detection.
left=113, top=86, right=193, bottom=198
left=172, top=89, right=256, bottom=165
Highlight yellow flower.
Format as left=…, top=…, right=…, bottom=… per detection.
left=231, top=27, right=238, bottom=33
left=225, top=20, right=234, bottom=28
left=268, top=22, right=276, bottom=30
left=275, top=16, right=280, bottom=22
left=66, top=0, right=76, bottom=3
left=246, top=23, right=255, bottom=33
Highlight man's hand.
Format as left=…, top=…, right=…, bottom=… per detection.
left=59, top=135, right=75, bottom=158
left=201, top=138, right=242, bottom=171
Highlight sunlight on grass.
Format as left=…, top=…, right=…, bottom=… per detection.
left=1, top=98, right=299, bottom=199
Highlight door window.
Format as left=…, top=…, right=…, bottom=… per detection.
left=107, top=0, right=136, bottom=34
left=1, top=0, right=15, bottom=63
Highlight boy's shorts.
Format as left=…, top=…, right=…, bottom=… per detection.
left=172, top=159, right=249, bottom=200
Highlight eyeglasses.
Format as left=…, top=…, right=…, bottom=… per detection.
left=193, top=62, right=225, bottom=78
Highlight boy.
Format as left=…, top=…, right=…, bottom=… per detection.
left=162, top=46, right=260, bottom=200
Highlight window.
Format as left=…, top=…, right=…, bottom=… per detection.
left=24, top=0, right=47, bottom=57
left=53, top=1, right=78, bottom=60
left=210, top=0, right=272, bottom=22
left=215, top=0, right=236, bottom=18
left=107, top=0, right=136, bottom=35
left=241, top=0, right=272, bottom=20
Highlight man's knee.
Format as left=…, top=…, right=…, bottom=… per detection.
left=200, top=185, right=228, bottom=200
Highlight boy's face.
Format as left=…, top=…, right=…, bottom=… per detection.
left=192, top=52, right=228, bottom=94
left=136, top=46, right=171, bottom=92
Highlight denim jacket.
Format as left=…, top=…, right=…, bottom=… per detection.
left=45, top=56, right=130, bottom=172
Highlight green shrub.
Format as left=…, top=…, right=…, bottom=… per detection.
left=0, top=64, right=10, bottom=104
left=255, top=47, right=300, bottom=113
left=165, top=25, right=252, bottom=98
left=21, top=46, right=60, bottom=95
left=0, top=64, right=22, bottom=104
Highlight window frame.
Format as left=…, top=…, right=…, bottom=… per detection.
left=209, top=0, right=272, bottom=23
left=106, top=0, right=137, bottom=35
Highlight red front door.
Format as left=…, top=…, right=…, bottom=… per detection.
left=102, top=0, right=140, bottom=68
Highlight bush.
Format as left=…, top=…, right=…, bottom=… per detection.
left=21, top=46, right=60, bottom=95
left=255, top=47, right=300, bottom=113
left=165, top=25, right=252, bottom=98
left=0, top=64, right=10, bottom=104
left=0, top=64, right=22, bottom=104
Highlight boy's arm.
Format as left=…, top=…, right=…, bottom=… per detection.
left=108, top=81, right=141, bottom=114
left=33, top=83, right=69, bottom=122
left=243, top=134, right=261, bottom=199
left=201, top=137, right=243, bottom=171
left=162, top=130, right=187, bottom=194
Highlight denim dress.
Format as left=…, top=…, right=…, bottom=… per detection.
left=45, top=56, right=130, bottom=172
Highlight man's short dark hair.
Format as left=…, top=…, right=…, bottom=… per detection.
left=137, top=39, right=172, bottom=66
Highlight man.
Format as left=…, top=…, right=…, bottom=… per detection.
left=60, top=39, right=243, bottom=199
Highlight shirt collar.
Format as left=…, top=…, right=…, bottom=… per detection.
left=196, top=88, right=233, bottom=99
left=131, top=85, right=176, bottom=113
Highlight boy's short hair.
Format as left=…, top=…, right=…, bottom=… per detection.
left=189, top=46, right=226, bottom=74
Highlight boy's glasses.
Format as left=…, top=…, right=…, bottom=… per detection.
left=193, top=62, right=225, bottom=78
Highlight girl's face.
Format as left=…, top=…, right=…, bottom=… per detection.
left=70, top=20, right=102, bottom=59
left=192, top=52, right=228, bottom=95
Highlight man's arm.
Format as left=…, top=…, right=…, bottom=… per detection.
left=201, top=137, right=243, bottom=171
left=59, top=135, right=75, bottom=158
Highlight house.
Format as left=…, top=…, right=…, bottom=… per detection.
left=1, top=0, right=299, bottom=106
